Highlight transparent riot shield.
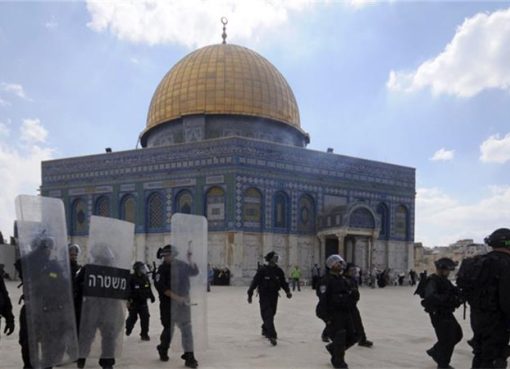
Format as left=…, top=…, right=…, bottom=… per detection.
left=15, top=195, right=79, bottom=368
left=78, top=216, right=134, bottom=361
left=170, top=214, right=208, bottom=352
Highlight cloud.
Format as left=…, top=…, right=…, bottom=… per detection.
left=480, top=132, right=510, bottom=164
left=0, top=118, right=54, bottom=237
left=387, top=7, right=510, bottom=97
left=20, top=118, right=48, bottom=143
left=430, top=148, right=455, bottom=161
left=45, top=20, right=58, bottom=29
left=1, top=82, right=30, bottom=100
left=86, top=0, right=317, bottom=48
left=416, top=186, right=510, bottom=246
left=0, top=121, right=10, bottom=137
left=0, top=97, right=11, bottom=107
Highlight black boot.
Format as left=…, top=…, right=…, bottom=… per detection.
left=157, top=345, right=169, bottom=362
left=76, top=358, right=86, bottom=369
left=181, top=352, right=198, bottom=368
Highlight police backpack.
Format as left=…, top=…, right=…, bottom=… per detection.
left=456, top=254, right=497, bottom=311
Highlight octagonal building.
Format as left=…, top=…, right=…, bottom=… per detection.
left=41, top=42, right=416, bottom=284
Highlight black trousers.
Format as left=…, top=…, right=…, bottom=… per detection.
left=126, top=303, right=150, bottom=336
left=19, top=305, right=32, bottom=369
left=259, top=293, right=279, bottom=339
left=470, top=311, right=510, bottom=369
left=352, top=306, right=367, bottom=342
left=429, top=312, right=463, bottom=368
left=159, top=302, right=194, bottom=353
left=327, top=311, right=359, bottom=363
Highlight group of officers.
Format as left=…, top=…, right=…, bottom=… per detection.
left=1, top=228, right=510, bottom=369
left=246, top=227, right=510, bottom=369
left=0, top=242, right=200, bottom=369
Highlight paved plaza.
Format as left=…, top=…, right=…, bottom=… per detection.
left=1, top=282, right=474, bottom=369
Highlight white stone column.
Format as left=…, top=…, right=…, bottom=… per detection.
left=287, top=234, right=299, bottom=273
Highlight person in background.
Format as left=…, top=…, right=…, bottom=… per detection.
left=289, top=265, right=302, bottom=292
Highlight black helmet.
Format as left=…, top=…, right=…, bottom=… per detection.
left=434, top=257, right=456, bottom=271
left=133, top=261, right=147, bottom=274
left=264, top=251, right=279, bottom=263
left=484, top=228, right=510, bottom=248
left=157, top=244, right=179, bottom=259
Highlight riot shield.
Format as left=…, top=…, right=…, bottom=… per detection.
left=170, top=213, right=208, bottom=352
left=15, top=195, right=79, bottom=368
left=78, top=216, right=133, bottom=361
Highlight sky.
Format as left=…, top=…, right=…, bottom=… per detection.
left=0, top=0, right=510, bottom=247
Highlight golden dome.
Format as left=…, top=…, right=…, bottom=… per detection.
left=146, top=44, right=300, bottom=131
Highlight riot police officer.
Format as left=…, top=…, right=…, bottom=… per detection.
left=467, top=228, right=510, bottom=369
left=316, top=255, right=359, bottom=369
left=247, top=251, right=292, bottom=346
left=154, top=244, right=199, bottom=368
left=422, top=257, right=463, bottom=369
left=125, top=261, right=155, bottom=340
left=0, top=271, right=14, bottom=339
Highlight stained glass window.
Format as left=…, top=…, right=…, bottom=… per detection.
left=176, top=190, right=193, bottom=214
left=273, top=192, right=288, bottom=228
left=94, top=196, right=110, bottom=217
left=243, top=188, right=262, bottom=228
left=72, top=198, right=88, bottom=234
left=147, top=192, right=165, bottom=229
left=377, top=203, right=389, bottom=239
left=120, top=195, right=136, bottom=224
left=395, top=205, right=409, bottom=240
left=206, top=187, right=225, bottom=227
left=298, top=194, right=315, bottom=232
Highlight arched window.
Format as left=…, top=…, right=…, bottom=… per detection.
left=298, top=194, right=315, bottom=233
left=273, top=191, right=288, bottom=229
left=377, top=203, right=389, bottom=239
left=349, top=207, right=375, bottom=229
left=94, top=195, right=110, bottom=217
left=395, top=205, right=409, bottom=240
left=175, top=190, right=193, bottom=214
left=206, top=187, right=225, bottom=227
left=120, top=195, right=136, bottom=224
left=147, top=192, right=165, bottom=230
left=71, top=198, right=88, bottom=234
left=243, top=187, right=262, bottom=228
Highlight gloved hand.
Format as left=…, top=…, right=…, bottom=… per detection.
left=150, top=296, right=156, bottom=303
left=286, top=292, right=292, bottom=299
left=4, top=319, right=14, bottom=336
left=247, top=295, right=253, bottom=304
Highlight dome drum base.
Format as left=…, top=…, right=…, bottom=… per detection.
left=141, top=114, right=309, bottom=148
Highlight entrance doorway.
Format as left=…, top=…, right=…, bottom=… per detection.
left=325, top=238, right=339, bottom=260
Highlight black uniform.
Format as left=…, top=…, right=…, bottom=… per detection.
left=155, top=259, right=199, bottom=356
left=125, top=272, right=155, bottom=338
left=70, top=260, right=81, bottom=332
left=15, top=250, right=68, bottom=369
left=0, top=273, right=14, bottom=338
left=317, top=272, right=359, bottom=368
left=347, top=275, right=370, bottom=345
left=247, top=264, right=290, bottom=340
left=423, top=274, right=463, bottom=369
left=469, top=250, right=510, bottom=369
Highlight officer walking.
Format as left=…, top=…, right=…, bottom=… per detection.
left=316, top=255, right=359, bottom=369
left=344, top=263, right=373, bottom=348
left=422, top=257, right=463, bottom=369
left=154, top=244, right=199, bottom=368
left=125, top=261, right=155, bottom=341
left=0, top=270, right=15, bottom=340
left=247, top=251, right=292, bottom=346
left=464, top=228, right=510, bottom=369
left=69, top=244, right=82, bottom=330
left=312, top=264, right=321, bottom=290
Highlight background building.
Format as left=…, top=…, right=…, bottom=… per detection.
left=40, top=42, right=415, bottom=284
